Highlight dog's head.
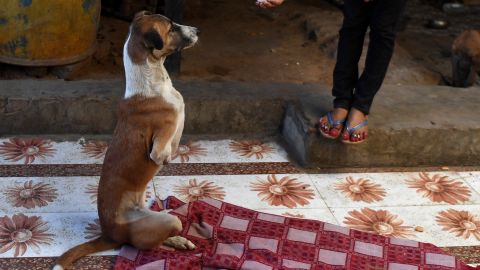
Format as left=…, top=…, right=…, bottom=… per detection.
left=126, top=11, right=199, bottom=64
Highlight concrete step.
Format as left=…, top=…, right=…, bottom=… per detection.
left=1, top=79, right=479, bottom=167
left=282, top=84, right=480, bottom=168
left=0, top=79, right=298, bottom=137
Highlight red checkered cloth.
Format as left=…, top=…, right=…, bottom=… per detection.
left=114, top=197, right=478, bottom=270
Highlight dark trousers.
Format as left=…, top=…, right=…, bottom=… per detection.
left=332, top=0, right=406, bottom=115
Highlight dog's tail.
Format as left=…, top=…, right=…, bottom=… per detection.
left=52, top=237, right=120, bottom=270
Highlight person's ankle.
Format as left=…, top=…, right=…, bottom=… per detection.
left=349, top=108, right=367, bottom=119
left=348, top=109, right=368, bottom=122
left=333, top=107, right=349, bottom=117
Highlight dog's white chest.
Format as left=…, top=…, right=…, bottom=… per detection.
left=161, top=88, right=184, bottom=111
left=123, top=35, right=181, bottom=102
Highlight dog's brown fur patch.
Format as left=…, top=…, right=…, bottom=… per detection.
left=452, top=29, right=480, bottom=86
left=453, top=29, right=480, bottom=63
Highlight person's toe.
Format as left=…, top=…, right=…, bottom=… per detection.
left=352, top=132, right=367, bottom=142
left=319, top=117, right=330, bottom=130
left=329, top=128, right=340, bottom=137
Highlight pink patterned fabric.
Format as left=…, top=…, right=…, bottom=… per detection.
left=114, top=197, right=477, bottom=270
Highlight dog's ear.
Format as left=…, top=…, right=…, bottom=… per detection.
left=143, top=29, right=164, bottom=50
left=134, top=10, right=152, bottom=20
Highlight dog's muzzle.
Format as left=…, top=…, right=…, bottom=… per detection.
left=179, top=26, right=200, bottom=50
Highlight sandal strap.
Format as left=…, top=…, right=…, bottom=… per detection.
left=326, top=111, right=344, bottom=128
left=345, top=119, right=368, bottom=135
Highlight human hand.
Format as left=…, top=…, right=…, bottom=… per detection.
left=256, top=0, right=284, bottom=8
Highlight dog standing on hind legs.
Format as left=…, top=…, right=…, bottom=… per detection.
left=53, top=11, right=200, bottom=270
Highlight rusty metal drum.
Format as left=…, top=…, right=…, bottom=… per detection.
left=0, top=0, right=100, bottom=66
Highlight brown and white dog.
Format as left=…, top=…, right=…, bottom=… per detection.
left=452, top=29, right=480, bottom=87
left=53, top=11, right=199, bottom=270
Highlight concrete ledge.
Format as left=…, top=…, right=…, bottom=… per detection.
left=0, top=79, right=314, bottom=136
left=283, top=84, right=480, bottom=167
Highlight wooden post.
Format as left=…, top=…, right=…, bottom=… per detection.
left=164, top=0, right=186, bottom=76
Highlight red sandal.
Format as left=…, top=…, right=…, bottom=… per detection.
left=341, top=118, right=368, bottom=144
left=319, top=111, right=346, bottom=139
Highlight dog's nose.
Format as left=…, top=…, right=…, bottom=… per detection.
left=195, top=28, right=201, bottom=36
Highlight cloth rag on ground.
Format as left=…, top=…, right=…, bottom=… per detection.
left=114, top=196, right=478, bottom=270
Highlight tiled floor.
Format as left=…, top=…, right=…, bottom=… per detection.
left=0, top=137, right=479, bottom=269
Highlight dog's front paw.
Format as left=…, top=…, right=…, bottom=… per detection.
left=163, top=236, right=196, bottom=250
left=150, top=145, right=172, bottom=165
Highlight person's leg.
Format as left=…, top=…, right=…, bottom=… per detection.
left=351, top=0, right=407, bottom=115
left=320, top=0, right=371, bottom=138
left=332, top=0, right=371, bottom=110
left=343, top=0, right=406, bottom=143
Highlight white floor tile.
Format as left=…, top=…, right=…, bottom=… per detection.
left=0, top=177, right=98, bottom=213
left=0, top=138, right=289, bottom=165
left=310, top=171, right=480, bottom=208
left=0, top=212, right=118, bottom=258
left=258, top=208, right=339, bottom=225
left=331, top=205, right=480, bottom=248
left=0, top=177, right=155, bottom=214
left=0, top=138, right=105, bottom=165
left=153, top=174, right=329, bottom=210
left=170, top=140, right=289, bottom=164
left=458, top=171, right=480, bottom=196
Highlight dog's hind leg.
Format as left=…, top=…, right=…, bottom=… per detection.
left=126, top=209, right=195, bottom=250
left=163, top=235, right=196, bottom=250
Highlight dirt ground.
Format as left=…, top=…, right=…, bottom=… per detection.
left=0, top=0, right=479, bottom=86
left=179, top=0, right=440, bottom=85
left=179, top=0, right=340, bottom=84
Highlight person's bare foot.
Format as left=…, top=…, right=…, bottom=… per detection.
left=318, top=108, right=348, bottom=139
left=342, top=108, right=368, bottom=144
